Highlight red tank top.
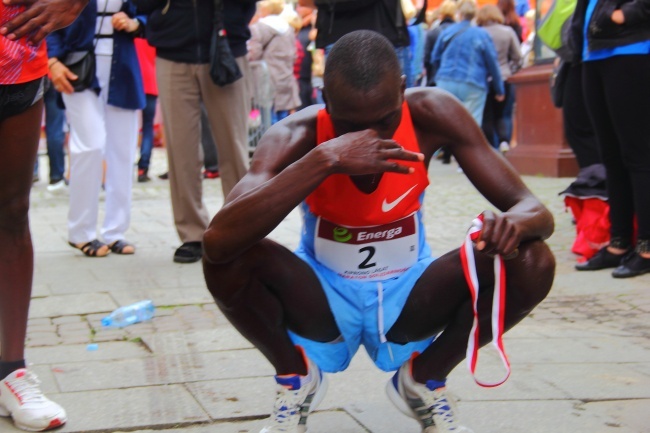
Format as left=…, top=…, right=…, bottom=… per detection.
left=0, top=4, right=48, bottom=85
left=305, top=102, right=429, bottom=227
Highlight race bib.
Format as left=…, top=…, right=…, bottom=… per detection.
left=314, top=214, right=419, bottom=281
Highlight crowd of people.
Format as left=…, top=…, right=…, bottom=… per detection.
left=1, top=0, right=648, bottom=432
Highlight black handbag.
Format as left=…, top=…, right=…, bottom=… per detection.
left=209, top=0, right=242, bottom=87
left=61, top=1, right=108, bottom=93
left=62, top=51, right=96, bottom=92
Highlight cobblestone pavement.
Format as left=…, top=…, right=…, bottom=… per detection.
left=5, top=148, right=648, bottom=433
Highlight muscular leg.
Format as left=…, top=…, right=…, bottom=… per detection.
left=387, top=240, right=555, bottom=383
left=0, top=100, right=43, bottom=363
left=203, top=239, right=340, bottom=375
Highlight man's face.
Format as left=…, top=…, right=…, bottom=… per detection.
left=326, top=74, right=405, bottom=140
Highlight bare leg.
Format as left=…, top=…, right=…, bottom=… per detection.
left=203, top=239, right=340, bottom=375
left=0, top=100, right=43, bottom=364
left=386, top=240, right=555, bottom=383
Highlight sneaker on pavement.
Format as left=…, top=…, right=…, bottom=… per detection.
left=386, top=360, right=473, bottom=433
left=137, top=169, right=151, bottom=183
left=260, top=356, right=328, bottom=433
left=0, top=369, right=67, bottom=431
left=498, top=141, right=510, bottom=153
left=46, top=179, right=67, bottom=193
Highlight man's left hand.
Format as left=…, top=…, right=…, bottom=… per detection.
left=474, top=210, right=521, bottom=258
left=0, top=0, right=89, bottom=44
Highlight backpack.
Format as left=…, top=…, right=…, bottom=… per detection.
left=537, top=0, right=576, bottom=51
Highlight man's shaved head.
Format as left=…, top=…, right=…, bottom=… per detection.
left=324, top=30, right=402, bottom=95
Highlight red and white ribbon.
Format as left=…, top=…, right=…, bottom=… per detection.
left=459, top=214, right=510, bottom=387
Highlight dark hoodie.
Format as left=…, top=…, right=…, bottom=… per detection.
left=134, top=0, right=257, bottom=63
left=570, top=0, right=650, bottom=56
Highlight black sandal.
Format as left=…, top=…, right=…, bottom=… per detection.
left=108, top=240, right=135, bottom=255
left=68, top=240, right=110, bottom=257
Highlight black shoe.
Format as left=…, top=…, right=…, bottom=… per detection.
left=137, top=169, right=151, bottom=183
left=173, top=241, right=202, bottom=263
left=612, top=252, right=650, bottom=278
left=158, top=172, right=169, bottom=180
left=575, top=247, right=630, bottom=271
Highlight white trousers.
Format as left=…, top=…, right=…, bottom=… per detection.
left=63, top=55, right=138, bottom=244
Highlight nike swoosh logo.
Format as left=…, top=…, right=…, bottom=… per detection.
left=381, top=185, right=418, bottom=213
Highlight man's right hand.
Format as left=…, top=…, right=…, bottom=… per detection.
left=322, top=129, right=424, bottom=176
left=0, top=0, right=89, bottom=44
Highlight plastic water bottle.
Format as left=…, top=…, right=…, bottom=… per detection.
left=101, top=300, right=155, bottom=328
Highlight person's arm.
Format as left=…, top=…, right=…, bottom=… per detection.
left=203, top=109, right=424, bottom=264
left=411, top=89, right=554, bottom=256
left=0, top=0, right=89, bottom=43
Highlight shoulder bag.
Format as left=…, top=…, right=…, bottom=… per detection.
left=61, top=0, right=109, bottom=92
left=209, top=0, right=242, bottom=87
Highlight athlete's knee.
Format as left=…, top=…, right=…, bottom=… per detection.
left=510, top=240, right=555, bottom=308
left=0, top=194, right=30, bottom=234
left=202, top=239, right=273, bottom=308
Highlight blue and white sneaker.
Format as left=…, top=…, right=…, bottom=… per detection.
left=386, top=360, right=474, bottom=433
left=260, top=356, right=328, bottom=433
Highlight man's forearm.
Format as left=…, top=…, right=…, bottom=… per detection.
left=0, top=0, right=89, bottom=43
left=204, top=147, right=334, bottom=264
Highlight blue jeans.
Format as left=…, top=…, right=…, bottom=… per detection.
left=138, top=94, right=157, bottom=170
left=272, top=110, right=290, bottom=124
left=436, top=79, right=487, bottom=126
left=41, top=83, right=66, bottom=182
left=395, top=46, right=414, bottom=89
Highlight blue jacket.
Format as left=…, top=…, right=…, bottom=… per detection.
left=46, top=0, right=146, bottom=110
left=431, top=21, right=504, bottom=95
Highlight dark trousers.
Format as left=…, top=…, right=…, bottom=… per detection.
left=138, top=94, right=157, bottom=170
left=481, top=82, right=515, bottom=148
left=562, top=62, right=600, bottom=169
left=200, top=105, right=219, bottom=172
left=582, top=54, right=650, bottom=242
left=43, top=83, right=66, bottom=182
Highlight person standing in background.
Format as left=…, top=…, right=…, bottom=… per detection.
left=135, top=0, right=257, bottom=263
left=248, top=0, right=301, bottom=124
left=477, top=4, right=521, bottom=153
left=135, top=37, right=157, bottom=183
left=47, top=0, right=145, bottom=258
left=299, top=0, right=410, bottom=65
left=423, top=0, right=457, bottom=86
left=497, top=0, right=524, bottom=41
left=431, top=0, right=505, bottom=128
left=571, top=0, right=650, bottom=278
left=295, top=4, right=315, bottom=110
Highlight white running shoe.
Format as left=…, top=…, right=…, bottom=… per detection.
left=0, top=369, right=67, bottom=431
left=46, top=179, right=67, bottom=193
left=386, top=361, right=474, bottom=433
left=260, top=356, right=328, bottom=433
left=498, top=141, right=511, bottom=153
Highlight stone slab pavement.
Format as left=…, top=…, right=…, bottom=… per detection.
left=6, top=148, right=648, bottom=433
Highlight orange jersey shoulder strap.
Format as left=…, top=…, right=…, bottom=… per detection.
left=306, top=102, right=429, bottom=227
